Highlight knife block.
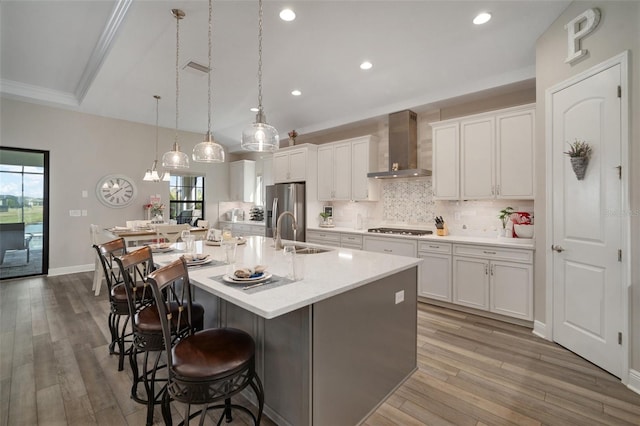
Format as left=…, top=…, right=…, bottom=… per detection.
left=436, top=223, right=448, bottom=236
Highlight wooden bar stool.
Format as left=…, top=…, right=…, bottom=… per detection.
left=147, top=258, right=264, bottom=426
left=93, top=238, right=134, bottom=371
left=116, top=246, right=205, bottom=426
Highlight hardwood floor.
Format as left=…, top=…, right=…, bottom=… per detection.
left=2, top=272, right=640, bottom=425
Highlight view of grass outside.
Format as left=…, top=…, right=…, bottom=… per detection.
left=0, top=205, right=44, bottom=224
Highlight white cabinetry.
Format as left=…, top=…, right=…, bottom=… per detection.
left=364, top=236, right=416, bottom=257
left=317, top=136, right=378, bottom=201
left=431, top=104, right=535, bottom=200
left=229, top=160, right=256, bottom=202
left=340, top=233, right=363, bottom=250
left=452, top=244, right=533, bottom=320
left=431, top=123, right=459, bottom=200
left=274, top=145, right=316, bottom=183
left=417, top=242, right=452, bottom=302
left=306, top=230, right=341, bottom=248
left=222, top=222, right=265, bottom=237
left=318, top=142, right=351, bottom=201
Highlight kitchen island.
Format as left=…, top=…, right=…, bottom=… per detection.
left=153, top=236, right=421, bottom=426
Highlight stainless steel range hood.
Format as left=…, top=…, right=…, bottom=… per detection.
left=367, top=110, right=431, bottom=179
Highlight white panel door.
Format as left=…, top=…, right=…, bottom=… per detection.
left=288, top=149, right=307, bottom=182
left=432, top=123, right=459, bottom=200
left=418, top=253, right=452, bottom=302
left=317, top=146, right=334, bottom=200
left=496, top=108, right=535, bottom=199
left=333, top=142, right=352, bottom=200
left=551, top=63, right=623, bottom=377
left=453, top=256, right=489, bottom=310
left=273, top=152, right=289, bottom=183
left=461, top=117, right=494, bottom=199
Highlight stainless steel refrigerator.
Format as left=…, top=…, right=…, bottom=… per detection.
left=265, top=183, right=306, bottom=243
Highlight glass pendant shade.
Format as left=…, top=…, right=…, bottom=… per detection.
left=162, top=141, right=189, bottom=169
left=242, top=115, right=279, bottom=152
left=193, top=133, right=225, bottom=162
left=162, top=170, right=171, bottom=181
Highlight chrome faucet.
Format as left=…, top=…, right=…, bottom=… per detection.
left=275, top=211, right=297, bottom=250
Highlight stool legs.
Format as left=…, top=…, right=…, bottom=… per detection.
left=129, top=342, right=166, bottom=426
left=108, top=311, right=129, bottom=371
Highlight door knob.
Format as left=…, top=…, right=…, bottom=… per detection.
left=551, top=244, right=565, bottom=253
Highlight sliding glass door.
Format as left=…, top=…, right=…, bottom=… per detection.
left=0, top=147, right=49, bottom=279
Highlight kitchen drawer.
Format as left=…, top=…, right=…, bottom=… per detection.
left=340, top=234, right=363, bottom=247
left=307, top=230, right=341, bottom=246
left=418, top=241, right=452, bottom=254
left=453, top=244, right=532, bottom=264
left=364, top=236, right=417, bottom=257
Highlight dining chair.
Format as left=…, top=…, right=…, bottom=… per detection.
left=154, top=223, right=191, bottom=243
left=0, top=222, right=33, bottom=265
left=116, top=247, right=205, bottom=426
left=89, top=224, right=117, bottom=296
left=147, top=258, right=264, bottom=426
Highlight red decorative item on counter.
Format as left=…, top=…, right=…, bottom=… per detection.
left=510, top=212, right=532, bottom=237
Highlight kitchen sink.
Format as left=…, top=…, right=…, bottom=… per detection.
left=289, top=246, right=331, bottom=254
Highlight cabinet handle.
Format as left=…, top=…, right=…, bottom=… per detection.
left=496, top=184, right=500, bottom=195
left=428, top=245, right=440, bottom=249
left=491, top=264, right=494, bottom=276
left=483, top=250, right=496, bottom=255
left=485, top=264, right=489, bottom=275
left=491, top=185, right=495, bottom=195
left=384, top=249, right=393, bottom=253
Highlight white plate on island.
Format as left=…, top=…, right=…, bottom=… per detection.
left=223, top=272, right=272, bottom=285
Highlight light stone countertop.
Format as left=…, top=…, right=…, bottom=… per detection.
left=219, top=220, right=265, bottom=226
left=153, top=236, right=421, bottom=319
left=307, top=226, right=535, bottom=249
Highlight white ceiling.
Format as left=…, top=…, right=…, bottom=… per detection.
left=1, top=0, right=569, bottom=153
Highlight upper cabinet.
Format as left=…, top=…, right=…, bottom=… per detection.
left=273, top=144, right=317, bottom=183
left=229, top=160, right=256, bottom=202
left=317, top=135, right=379, bottom=201
left=431, top=104, right=535, bottom=200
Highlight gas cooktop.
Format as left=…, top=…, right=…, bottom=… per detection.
left=367, top=227, right=433, bottom=236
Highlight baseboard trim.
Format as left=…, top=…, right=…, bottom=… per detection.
left=532, top=320, right=548, bottom=340
left=48, top=263, right=94, bottom=277
left=627, top=369, right=640, bottom=395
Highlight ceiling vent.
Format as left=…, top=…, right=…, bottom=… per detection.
left=183, top=60, right=210, bottom=74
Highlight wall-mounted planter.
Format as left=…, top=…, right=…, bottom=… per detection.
left=570, top=156, right=589, bottom=180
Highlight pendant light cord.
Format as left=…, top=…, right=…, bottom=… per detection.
left=154, top=95, right=160, bottom=161
left=207, top=0, right=212, bottom=133
left=257, top=0, right=263, bottom=112
left=175, top=11, right=181, bottom=144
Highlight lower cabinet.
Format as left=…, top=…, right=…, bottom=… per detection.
left=418, top=242, right=452, bottom=302
left=340, top=233, right=363, bottom=250
left=452, top=244, right=533, bottom=321
left=228, top=223, right=265, bottom=237
left=307, top=230, right=364, bottom=250
left=363, top=236, right=417, bottom=257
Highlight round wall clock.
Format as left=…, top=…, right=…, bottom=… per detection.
left=96, top=174, right=137, bottom=208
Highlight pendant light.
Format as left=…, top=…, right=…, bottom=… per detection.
left=162, top=9, right=189, bottom=170
left=241, top=0, right=279, bottom=152
left=193, top=0, right=225, bottom=163
left=143, top=95, right=168, bottom=182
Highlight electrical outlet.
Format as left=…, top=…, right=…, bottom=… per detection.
left=82, top=190, right=88, bottom=198
left=395, top=290, right=404, bottom=304
left=454, top=212, right=461, bottom=221
left=81, top=210, right=87, bottom=216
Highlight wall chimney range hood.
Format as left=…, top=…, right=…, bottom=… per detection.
left=367, top=110, right=431, bottom=179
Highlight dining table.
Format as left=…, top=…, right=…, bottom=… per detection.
left=108, top=226, right=208, bottom=247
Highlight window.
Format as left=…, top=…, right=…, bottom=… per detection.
left=169, top=175, right=204, bottom=225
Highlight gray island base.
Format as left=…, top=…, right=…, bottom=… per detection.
left=197, top=266, right=417, bottom=425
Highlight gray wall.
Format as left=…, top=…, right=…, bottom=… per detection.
left=535, top=1, right=640, bottom=371
left=0, top=98, right=230, bottom=274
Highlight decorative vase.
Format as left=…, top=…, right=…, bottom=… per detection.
left=570, top=156, right=589, bottom=180
left=152, top=214, right=163, bottom=224
left=288, top=137, right=296, bottom=147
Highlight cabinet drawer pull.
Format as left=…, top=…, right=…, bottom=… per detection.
left=485, top=264, right=489, bottom=275
left=483, top=250, right=496, bottom=255
left=383, top=249, right=393, bottom=253
left=428, top=245, right=440, bottom=249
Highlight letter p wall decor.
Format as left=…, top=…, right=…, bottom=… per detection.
left=564, top=8, right=601, bottom=64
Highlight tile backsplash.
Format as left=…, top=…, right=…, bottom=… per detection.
left=330, top=177, right=534, bottom=237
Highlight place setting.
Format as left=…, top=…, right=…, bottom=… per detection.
left=213, top=265, right=296, bottom=293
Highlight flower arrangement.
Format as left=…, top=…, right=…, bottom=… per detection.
left=144, top=202, right=165, bottom=215
left=498, top=207, right=514, bottom=229
left=564, top=139, right=592, bottom=180
left=288, top=130, right=298, bottom=139
left=564, top=139, right=592, bottom=158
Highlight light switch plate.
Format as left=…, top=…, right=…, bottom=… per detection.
left=82, top=190, right=88, bottom=198
left=395, top=290, right=404, bottom=304
left=69, top=210, right=81, bottom=217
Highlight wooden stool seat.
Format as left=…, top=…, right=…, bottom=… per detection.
left=135, top=302, right=204, bottom=335
left=172, top=328, right=254, bottom=379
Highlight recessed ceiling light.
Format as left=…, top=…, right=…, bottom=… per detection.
left=473, top=12, right=491, bottom=25
left=291, top=89, right=302, bottom=96
left=280, top=9, right=296, bottom=21
left=360, top=61, right=373, bottom=70
left=250, top=107, right=259, bottom=112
